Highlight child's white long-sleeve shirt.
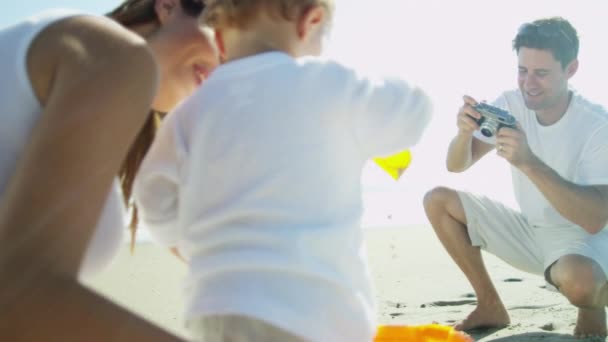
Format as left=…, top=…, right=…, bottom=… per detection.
left=134, top=52, right=432, bottom=342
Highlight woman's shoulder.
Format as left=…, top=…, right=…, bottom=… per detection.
left=3, top=9, right=142, bottom=47
left=26, top=10, right=157, bottom=104
left=31, top=11, right=149, bottom=60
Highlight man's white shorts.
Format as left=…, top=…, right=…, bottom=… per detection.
left=457, top=191, right=608, bottom=282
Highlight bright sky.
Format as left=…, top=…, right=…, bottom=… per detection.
left=2, top=1, right=608, bottom=227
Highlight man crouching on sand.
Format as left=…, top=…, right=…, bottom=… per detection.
left=423, top=16, right=608, bottom=338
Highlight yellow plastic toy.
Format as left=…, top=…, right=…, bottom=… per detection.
left=374, top=324, right=474, bottom=342
left=373, top=150, right=413, bottom=181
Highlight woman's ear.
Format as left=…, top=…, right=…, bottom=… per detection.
left=214, top=30, right=227, bottom=63
left=155, top=0, right=179, bottom=24
left=296, top=5, right=325, bottom=40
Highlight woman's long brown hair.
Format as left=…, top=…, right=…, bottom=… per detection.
left=107, top=0, right=205, bottom=253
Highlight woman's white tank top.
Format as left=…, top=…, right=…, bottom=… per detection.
left=0, top=10, right=127, bottom=279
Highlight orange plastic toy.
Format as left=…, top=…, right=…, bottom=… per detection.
left=374, top=324, right=473, bottom=342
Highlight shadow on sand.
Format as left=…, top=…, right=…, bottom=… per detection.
left=472, top=331, right=606, bottom=341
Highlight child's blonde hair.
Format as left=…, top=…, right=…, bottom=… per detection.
left=203, top=0, right=333, bottom=29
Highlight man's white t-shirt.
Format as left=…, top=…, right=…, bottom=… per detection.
left=475, top=89, right=608, bottom=228
left=134, top=52, right=432, bottom=342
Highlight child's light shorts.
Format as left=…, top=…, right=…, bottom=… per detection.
left=457, top=191, right=608, bottom=286
left=188, top=314, right=307, bottom=342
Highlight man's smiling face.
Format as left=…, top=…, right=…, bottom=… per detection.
left=517, top=47, right=572, bottom=111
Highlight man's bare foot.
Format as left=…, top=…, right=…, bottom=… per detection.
left=454, top=304, right=510, bottom=331
left=574, top=308, right=607, bottom=339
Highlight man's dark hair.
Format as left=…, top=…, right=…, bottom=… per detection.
left=513, top=17, right=579, bottom=69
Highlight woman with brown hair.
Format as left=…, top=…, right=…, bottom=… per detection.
left=0, top=0, right=217, bottom=340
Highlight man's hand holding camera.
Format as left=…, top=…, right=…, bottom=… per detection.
left=495, top=124, right=538, bottom=170
left=456, top=95, right=481, bottom=137
left=460, top=95, right=539, bottom=171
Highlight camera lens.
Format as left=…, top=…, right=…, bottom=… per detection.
left=481, top=128, right=494, bottom=137
left=480, top=122, right=496, bottom=137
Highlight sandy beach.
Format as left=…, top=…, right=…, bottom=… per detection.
left=84, top=225, right=603, bottom=341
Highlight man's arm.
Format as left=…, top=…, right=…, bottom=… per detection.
left=446, top=95, right=495, bottom=172
left=497, top=125, right=608, bottom=234
left=521, top=159, right=608, bottom=234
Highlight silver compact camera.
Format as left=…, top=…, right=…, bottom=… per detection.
left=471, top=102, right=516, bottom=138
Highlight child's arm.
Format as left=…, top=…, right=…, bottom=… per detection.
left=348, top=73, right=433, bottom=158
left=170, top=247, right=187, bottom=262
left=133, top=110, right=186, bottom=248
